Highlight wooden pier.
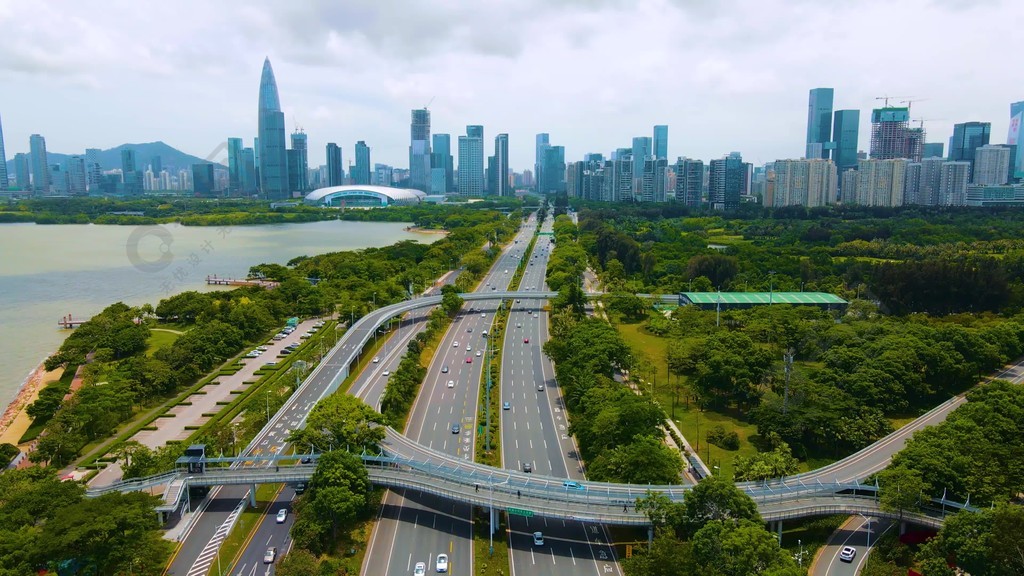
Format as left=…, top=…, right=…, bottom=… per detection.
left=58, top=314, right=87, bottom=329
left=205, top=275, right=279, bottom=289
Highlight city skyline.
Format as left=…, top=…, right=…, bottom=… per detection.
left=1, top=0, right=1020, bottom=173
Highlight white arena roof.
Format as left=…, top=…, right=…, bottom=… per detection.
left=303, top=185, right=426, bottom=206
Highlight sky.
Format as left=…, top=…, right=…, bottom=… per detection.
left=1, top=0, right=1021, bottom=172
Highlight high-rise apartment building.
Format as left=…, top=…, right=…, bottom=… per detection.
left=653, top=125, right=668, bottom=160
left=409, top=108, right=431, bottom=192
left=831, top=109, right=860, bottom=174
left=772, top=159, right=837, bottom=207
left=949, top=121, right=991, bottom=178
left=639, top=158, right=668, bottom=202
left=915, top=157, right=945, bottom=206
left=326, top=143, right=343, bottom=186
left=0, top=112, right=7, bottom=190
left=353, top=141, right=371, bottom=185
left=709, top=153, right=744, bottom=210
left=855, top=159, right=907, bottom=207
left=29, top=134, right=50, bottom=193
left=288, top=130, right=308, bottom=192
left=972, top=145, right=1011, bottom=186
left=66, top=156, right=87, bottom=195
left=903, top=162, right=922, bottom=205
left=457, top=126, right=484, bottom=196
left=806, top=88, right=834, bottom=159
left=494, top=133, right=509, bottom=197
left=227, top=137, right=244, bottom=194
left=49, top=164, right=69, bottom=195
left=939, top=161, right=970, bottom=206
left=258, top=58, right=289, bottom=199
left=674, top=158, right=704, bottom=206
left=870, top=107, right=912, bottom=160
left=431, top=134, right=454, bottom=193
left=1009, top=101, right=1023, bottom=180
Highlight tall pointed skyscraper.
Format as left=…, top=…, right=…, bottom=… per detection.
left=258, top=58, right=289, bottom=199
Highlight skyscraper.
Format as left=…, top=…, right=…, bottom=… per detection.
left=870, top=107, right=911, bottom=160
left=326, top=143, right=343, bottom=186
left=806, top=88, right=834, bottom=159
left=831, top=109, right=860, bottom=174
left=631, top=136, right=652, bottom=195
left=708, top=153, right=744, bottom=210
left=0, top=113, right=7, bottom=190
left=288, top=130, right=308, bottom=192
left=535, top=133, right=549, bottom=191
left=949, top=121, right=991, bottom=179
left=1009, top=101, right=1023, bottom=180
left=917, top=157, right=945, bottom=206
left=972, top=145, right=1011, bottom=186
left=639, top=158, right=668, bottom=202
left=431, top=134, right=454, bottom=193
left=121, top=149, right=142, bottom=195
left=192, top=163, right=215, bottom=195
left=258, top=58, right=289, bottom=199
left=674, top=158, right=704, bottom=206
left=227, top=138, right=244, bottom=194
left=85, top=148, right=102, bottom=192
left=66, top=156, right=87, bottom=195
left=653, top=125, right=668, bottom=160
left=354, top=141, right=371, bottom=185
left=458, top=126, right=484, bottom=196
left=29, top=134, right=50, bottom=193
left=494, top=133, right=509, bottom=196
left=922, top=143, right=945, bottom=159
left=409, top=108, right=431, bottom=192
left=14, top=153, right=30, bottom=189
left=241, top=147, right=256, bottom=194
left=540, top=146, right=565, bottom=194
left=373, top=164, right=393, bottom=187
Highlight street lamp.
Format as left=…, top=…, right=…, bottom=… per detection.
left=488, top=478, right=510, bottom=557
left=372, top=292, right=377, bottom=308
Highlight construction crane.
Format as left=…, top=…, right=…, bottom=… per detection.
left=901, top=98, right=928, bottom=112
left=424, top=96, right=435, bottom=110
left=875, top=95, right=911, bottom=107
left=912, top=118, right=944, bottom=130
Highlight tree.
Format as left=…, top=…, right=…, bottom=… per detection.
left=275, top=548, right=320, bottom=576
left=733, top=442, right=800, bottom=482
left=878, top=466, right=927, bottom=525
left=440, top=284, right=464, bottom=317
left=609, top=292, right=649, bottom=322
left=690, top=519, right=802, bottom=576
left=917, top=504, right=1024, bottom=576
left=680, top=475, right=761, bottom=538
left=589, top=435, right=683, bottom=484
left=635, top=491, right=683, bottom=531
left=293, top=450, right=373, bottom=552
left=287, top=393, right=385, bottom=454
left=622, top=528, right=692, bottom=576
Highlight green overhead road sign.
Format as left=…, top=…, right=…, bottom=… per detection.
left=507, top=507, right=534, bottom=518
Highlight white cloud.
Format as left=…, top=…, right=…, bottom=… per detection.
left=0, top=0, right=1020, bottom=171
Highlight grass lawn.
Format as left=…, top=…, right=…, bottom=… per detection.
left=146, top=329, right=182, bottom=356
left=472, top=506, right=510, bottom=576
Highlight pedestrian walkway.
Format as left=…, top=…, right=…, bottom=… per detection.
left=88, top=319, right=323, bottom=487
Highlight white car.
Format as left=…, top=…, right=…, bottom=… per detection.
left=413, top=561, right=426, bottom=576
left=382, top=370, right=391, bottom=377
left=476, top=351, right=482, bottom=357
left=276, top=508, right=287, bottom=523
left=533, top=531, right=544, bottom=546
left=372, top=356, right=380, bottom=363
left=447, top=380, right=455, bottom=388
left=453, top=341, right=459, bottom=348
left=839, top=546, right=856, bottom=562
left=480, top=313, right=486, bottom=318
left=264, top=547, right=277, bottom=563
left=436, top=554, right=448, bottom=573
left=466, top=345, right=472, bottom=352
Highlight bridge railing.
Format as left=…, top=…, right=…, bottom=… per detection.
left=85, top=470, right=180, bottom=498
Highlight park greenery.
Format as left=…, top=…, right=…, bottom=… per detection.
left=0, top=194, right=533, bottom=226
left=626, top=478, right=803, bottom=576
left=0, top=466, right=171, bottom=575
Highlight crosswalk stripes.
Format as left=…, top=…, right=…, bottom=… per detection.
left=185, top=499, right=247, bottom=576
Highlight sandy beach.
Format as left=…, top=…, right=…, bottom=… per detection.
left=405, top=225, right=449, bottom=236
left=0, top=363, right=63, bottom=447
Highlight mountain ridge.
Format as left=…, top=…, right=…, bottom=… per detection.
left=4, top=141, right=227, bottom=176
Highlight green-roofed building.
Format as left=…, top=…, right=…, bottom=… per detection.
left=678, top=292, right=847, bottom=312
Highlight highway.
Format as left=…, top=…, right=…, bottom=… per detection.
left=361, top=215, right=539, bottom=576
left=500, top=217, right=621, bottom=576
left=812, top=517, right=893, bottom=576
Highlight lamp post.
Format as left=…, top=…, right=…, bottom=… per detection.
left=372, top=291, right=377, bottom=308
left=488, top=478, right=510, bottom=557
left=769, top=270, right=776, bottom=305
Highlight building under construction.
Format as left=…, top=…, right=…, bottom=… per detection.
left=870, top=106, right=923, bottom=162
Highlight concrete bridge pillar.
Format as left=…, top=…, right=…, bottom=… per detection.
left=900, top=520, right=906, bottom=535
left=249, top=485, right=257, bottom=508
left=648, top=526, right=654, bottom=550
left=490, top=507, right=497, bottom=536
left=777, top=520, right=783, bottom=542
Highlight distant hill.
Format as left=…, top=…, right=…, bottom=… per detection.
left=5, top=141, right=226, bottom=175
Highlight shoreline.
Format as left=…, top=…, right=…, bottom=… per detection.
left=405, top=225, right=448, bottom=236
left=0, top=361, right=62, bottom=447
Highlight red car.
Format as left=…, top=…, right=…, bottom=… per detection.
left=524, top=338, right=530, bottom=343
left=466, top=357, right=472, bottom=363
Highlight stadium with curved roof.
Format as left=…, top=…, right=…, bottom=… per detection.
left=303, top=185, right=426, bottom=207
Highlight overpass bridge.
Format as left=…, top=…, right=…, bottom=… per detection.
left=85, top=289, right=982, bottom=534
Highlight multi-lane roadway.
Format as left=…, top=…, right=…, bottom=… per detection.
left=360, top=216, right=540, bottom=576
